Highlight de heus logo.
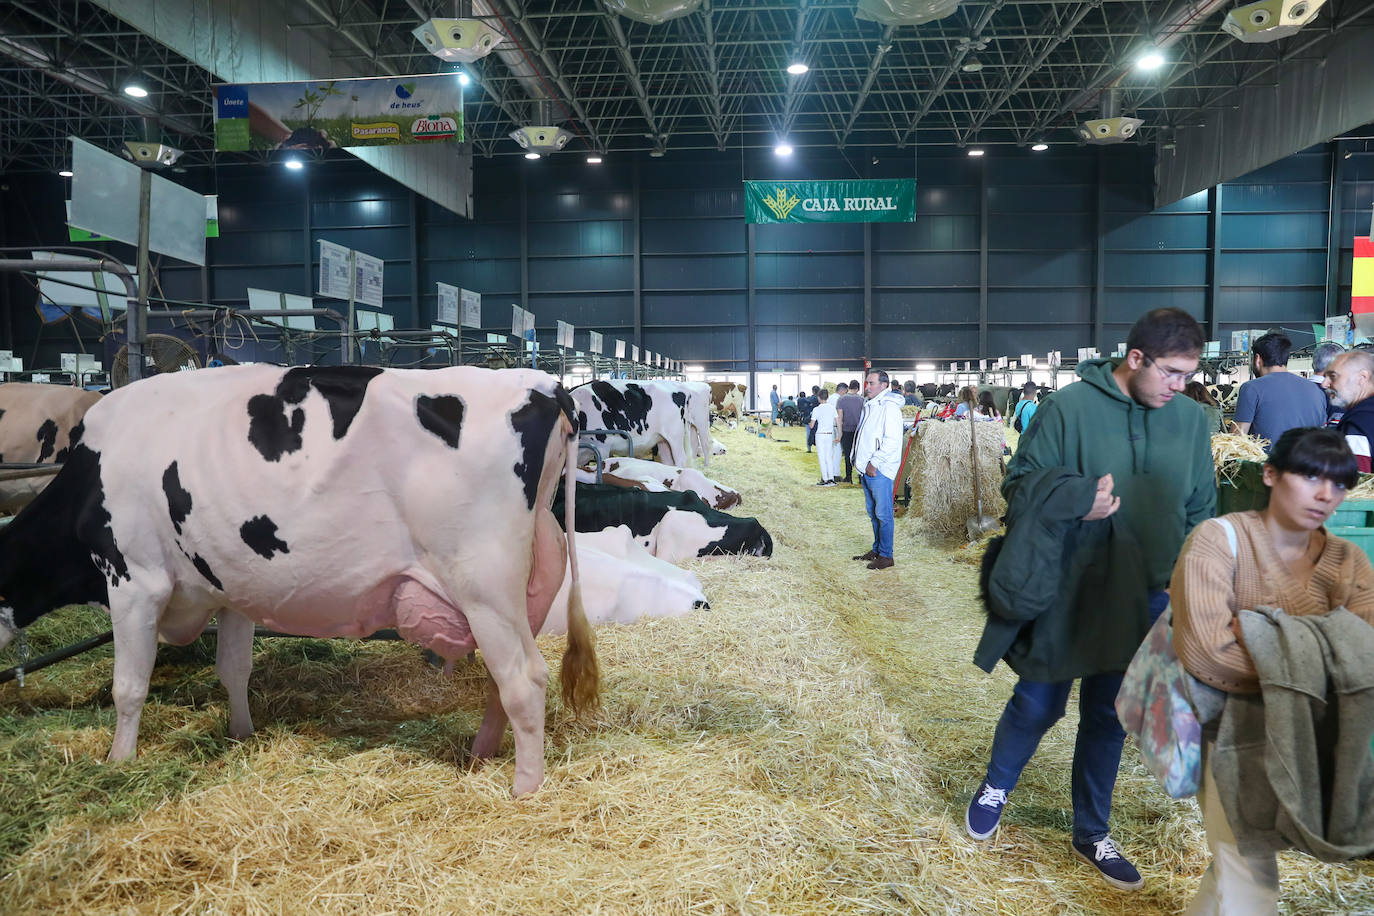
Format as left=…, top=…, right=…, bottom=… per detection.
left=391, top=82, right=421, bottom=109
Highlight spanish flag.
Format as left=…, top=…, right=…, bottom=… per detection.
left=1356, top=236, right=1374, bottom=317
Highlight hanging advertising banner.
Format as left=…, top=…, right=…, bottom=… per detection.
left=1354, top=236, right=1373, bottom=332
left=744, top=179, right=915, bottom=224
left=213, top=74, right=464, bottom=151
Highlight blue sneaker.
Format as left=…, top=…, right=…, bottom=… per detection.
left=1071, top=837, right=1144, bottom=891
left=964, top=781, right=1008, bottom=840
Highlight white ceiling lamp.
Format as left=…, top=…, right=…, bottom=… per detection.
left=961, top=56, right=984, bottom=73
left=524, top=151, right=541, bottom=160
left=586, top=155, right=603, bottom=164
left=457, top=71, right=471, bottom=87
left=1031, top=142, right=1049, bottom=152
left=122, top=77, right=149, bottom=98
left=967, top=148, right=985, bottom=157
left=412, top=18, right=503, bottom=63
left=1136, top=49, right=1166, bottom=71
left=800, top=364, right=820, bottom=371
left=511, top=117, right=574, bottom=157
left=58, top=169, right=73, bottom=177
left=786, top=62, right=809, bottom=75
left=684, top=365, right=705, bottom=372
left=774, top=142, right=794, bottom=157
left=283, top=158, right=304, bottom=171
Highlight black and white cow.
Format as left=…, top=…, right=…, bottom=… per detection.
left=556, top=483, right=772, bottom=562
left=571, top=379, right=694, bottom=466
left=0, top=365, right=599, bottom=797
left=0, top=383, right=103, bottom=512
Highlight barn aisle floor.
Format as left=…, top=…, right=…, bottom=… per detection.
left=1, top=421, right=1372, bottom=914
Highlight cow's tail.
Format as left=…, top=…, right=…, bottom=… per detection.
left=559, top=427, right=601, bottom=715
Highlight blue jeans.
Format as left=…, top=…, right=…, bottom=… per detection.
left=984, top=589, right=1169, bottom=845
left=860, top=470, right=894, bottom=558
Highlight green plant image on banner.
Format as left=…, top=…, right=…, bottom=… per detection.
left=213, top=75, right=464, bottom=151
left=744, top=179, right=915, bottom=223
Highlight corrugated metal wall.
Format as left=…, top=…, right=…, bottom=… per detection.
left=1, top=140, right=1371, bottom=372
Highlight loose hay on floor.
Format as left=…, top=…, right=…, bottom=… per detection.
left=1, top=423, right=1371, bottom=915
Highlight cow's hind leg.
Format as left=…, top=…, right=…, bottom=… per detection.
left=462, top=589, right=549, bottom=797
left=106, top=580, right=171, bottom=761
left=469, top=673, right=509, bottom=761
left=215, top=608, right=256, bottom=740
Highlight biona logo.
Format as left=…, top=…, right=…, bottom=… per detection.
left=411, top=116, right=458, bottom=140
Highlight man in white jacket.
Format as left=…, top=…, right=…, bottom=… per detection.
left=851, top=369, right=905, bottom=570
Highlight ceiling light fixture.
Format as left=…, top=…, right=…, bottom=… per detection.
left=774, top=143, right=793, bottom=157
left=961, top=56, right=984, bottom=73
left=1031, top=142, right=1049, bottom=151
left=457, top=71, right=471, bottom=87
left=967, top=148, right=986, bottom=157
left=58, top=169, right=73, bottom=177
left=1136, top=49, right=1166, bottom=71
left=587, top=155, right=603, bottom=164
left=786, top=62, right=809, bottom=75
left=122, top=80, right=149, bottom=98
left=524, top=152, right=541, bottom=160
left=284, top=158, right=303, bottom=171
left=800, top=364, right=820, bottom=371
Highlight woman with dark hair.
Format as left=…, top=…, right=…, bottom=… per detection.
left=1171, top=427, right=1374, bottom=914
left=975, top=389, right=1001, bottom=421
left=1183, top=381, right=1225, bottom=434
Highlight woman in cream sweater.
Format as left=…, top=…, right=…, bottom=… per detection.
left=1170, top=426, right=1374, bottom=914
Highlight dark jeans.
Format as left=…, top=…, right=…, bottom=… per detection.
left=840, top=430, right=856, bottom=479
left=984, top=589, right=1169, bottom=845
left=807, top=423, right=816, bottom=450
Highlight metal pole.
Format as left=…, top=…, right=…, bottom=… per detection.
left=128, top=168, right=152, bottom=384
left=345, top=249, right=357, bottom=365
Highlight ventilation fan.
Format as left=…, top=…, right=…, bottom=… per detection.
left=112, top=333, right=201, bottom=388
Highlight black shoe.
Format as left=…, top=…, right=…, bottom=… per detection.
left=867, top=556, right=895, bottom=570
left=852, top=550, right=878, bottom=562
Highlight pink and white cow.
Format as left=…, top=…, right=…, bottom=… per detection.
left=0, top=365, right=597, bottom=797
left=577, top=456, right=742, bottom=510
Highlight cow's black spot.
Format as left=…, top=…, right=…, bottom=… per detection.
left=247, top=394, right=306, bottom=461
left=191, top=554, right=224, bottom=590
left=585, top=380, right=653, bottom=436
left=247, top=366, right=384, bottom=461
left=35, top=419, right=58, bottom=463
left=510, top=391, right=563, bottom=511
left=576, top=410, right=588, bottom=432
left=672, top=391, right=687, bottom=409
left=69, top=421, right=84, bottom=446
left=416, top=394, right=465, bottom=448
left=240, top=515, right=290, bottom=559
left=554, top=384, right=577, bottom=429
left=162, top=461, right=193, bottom=536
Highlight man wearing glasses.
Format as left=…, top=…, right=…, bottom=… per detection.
left=966, top=308, right=1216, bottom=893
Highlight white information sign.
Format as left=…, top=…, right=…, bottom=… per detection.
left=556, top=320, right=574, bottom=348
left=524, top=309, right=536, bottom=336
left=460, top=288, right=481, bottom=329
left=1021, top=353, right=1034, bottom=366
left=615, top=339, right=626, bottom=359
left=436, top=282, right=458, bottom=325
left=632, top=345, right=640, bottom=362
left=318, top=240, right=352, bottom=300
left=282, top=293, right=316, bottom=331
left=588, top=331, right=603, bottom=354
left=353, top=252, right=384, bottom=308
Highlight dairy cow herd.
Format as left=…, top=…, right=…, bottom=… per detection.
left=0, top=368, right=764, bottom=795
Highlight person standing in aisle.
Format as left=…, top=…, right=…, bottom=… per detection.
left=1012, top=381, right=1039, bottom=433
left=809, top=388, right=840, bottom=486
left=851, top=369, right=905, bottom=570
left=769, top=385, right=781, bottom=426
left=1312, top=340, right=1346, bottom=425
left=836, top=380, right=866, bottom=484
left=1233, top=333, right=1327, bottom=447
left=966, top=308, right=1216, bottom=892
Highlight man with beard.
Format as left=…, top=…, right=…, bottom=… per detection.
left=1326, top=349, right=1374, bottom=471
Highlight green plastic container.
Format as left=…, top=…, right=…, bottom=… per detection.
left=1216, top=460, right=1269, bottom=515
left=1327, top=500, right=1374, bottom=528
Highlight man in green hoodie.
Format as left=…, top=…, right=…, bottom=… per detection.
left=964, top=308, right=1216, bottom=892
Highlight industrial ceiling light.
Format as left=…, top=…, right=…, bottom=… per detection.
left=774, top=142, right=794, bottom=157
left=961, top=56, right=984, bottom=73
left=786, top=62, right=809, bottom=75
left=122, top=78, right=149, bottom=98
left=457, top=71, right=471, bottom=87
left=412, top=18, right=503, bottom=63
left=967, top=148, right=985, bottom=157
left=1031, top=142, right=1049, bottom=151
left=524, top=151, right=541, bottom=160
left=123, top=140, right=182, bottom=168
left=1136, top=49, right=1166, bottom=70
left=587, top=155, right=603, bottom=164
left=800, top=364, right=820, bottom=371
left=511, top=120, right=574, bottom=157
left=58, top=169, right=73, bottom=177
left=284, top=158, right=303, bottom=170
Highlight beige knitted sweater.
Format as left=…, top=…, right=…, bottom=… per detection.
left=1170, top=511, right=1374, bottom=693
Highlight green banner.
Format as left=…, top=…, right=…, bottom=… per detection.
left=745, top=179, right=915, bottom=223
left=213, top=75, right=463, bottom=151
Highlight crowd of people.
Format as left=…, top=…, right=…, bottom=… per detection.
left=756, top=308, right=1374, bottom=909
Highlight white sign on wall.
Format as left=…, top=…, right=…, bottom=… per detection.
left=318, top=240, right=353, bottom=300
left=588, top=331, right=603, bottom=354
left=615, top=339, right=626, bottom=359
left=353, top=252, right=384, bottom=308
left=556, top=320, right=575, bottom=348
left=632, top=345, right=640, bottom=362
left=436, top=282, right=459, bottom=325
left=460, top=288, right=481, bottom=329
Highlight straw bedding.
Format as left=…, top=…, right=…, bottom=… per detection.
left=1, top=426, right=1372, bottom=914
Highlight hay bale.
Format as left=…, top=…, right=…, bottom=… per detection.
left=905, top=419, right=1007, bottom=537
